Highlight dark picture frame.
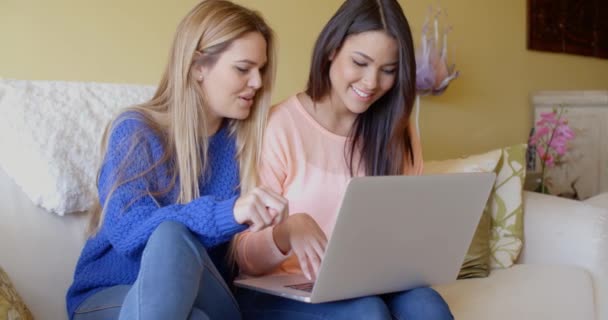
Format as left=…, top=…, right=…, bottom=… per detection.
left=527, top=0, right=608, bottom=59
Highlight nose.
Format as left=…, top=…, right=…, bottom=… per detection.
left=362, top=69, right=378, bottom=90
left=248, top=69, right=263, bottom=90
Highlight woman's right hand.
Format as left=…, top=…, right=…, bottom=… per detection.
left=233, top=187, right=288, bottom=232
left=274, top=213, right=328, bottom=281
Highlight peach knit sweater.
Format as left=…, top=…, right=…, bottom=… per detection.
left=235, top=95, right=423, bottom=276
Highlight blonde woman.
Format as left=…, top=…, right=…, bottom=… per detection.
left=66, top=1, right=286, bottom=319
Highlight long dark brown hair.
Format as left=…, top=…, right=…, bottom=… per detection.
left=305, top=0, right=416, bottom=176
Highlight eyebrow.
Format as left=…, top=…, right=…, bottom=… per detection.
left=353, top=51, right=398, bottom=66
left=235, top=59, right=267, bottom=66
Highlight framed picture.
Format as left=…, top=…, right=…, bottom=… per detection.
left=530, top=91, right=608, bottom=200
left=527, top=0, right=608, bottom=59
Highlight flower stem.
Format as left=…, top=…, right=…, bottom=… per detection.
left=540, top=108, right=564, bottom=194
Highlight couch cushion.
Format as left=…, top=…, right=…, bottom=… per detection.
left=0, top=167, right=89, bottom=320
left=584, top=192, right=608, bottom=209
left=0, top=79, right=155, bottom=215
left=433, top=264, right=595, bottom=320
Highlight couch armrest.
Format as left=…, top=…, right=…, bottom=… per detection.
left=518, top=191, right=608, bottom=320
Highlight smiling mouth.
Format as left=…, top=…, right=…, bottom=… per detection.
left=351, top=86, right=372, bottom=99
left=239, top=92, right=256, bottom=100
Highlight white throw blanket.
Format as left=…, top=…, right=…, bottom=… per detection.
left=0, top=79, right=155, bottom=215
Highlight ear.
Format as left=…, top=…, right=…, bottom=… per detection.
left=328, top=49, right=337, bottom=61
left=194, top=65, right=207, bottom=82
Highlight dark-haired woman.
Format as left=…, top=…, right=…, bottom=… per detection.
left=232, top=0, right=453, bottom=319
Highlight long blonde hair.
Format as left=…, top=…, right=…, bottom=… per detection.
left=88, top=0, right=276, bottom=234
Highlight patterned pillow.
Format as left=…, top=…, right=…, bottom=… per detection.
left=424, top=149, right=502, bottom=278
left=489, top=144, right=527, bottom=269
left=0, top=266, right=33, bottom=320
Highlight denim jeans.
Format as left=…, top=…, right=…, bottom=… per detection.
left=73, top=221, right=241, bottom=320
left=236, top=286, right=453, bottom=320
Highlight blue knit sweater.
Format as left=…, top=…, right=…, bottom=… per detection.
left=66, top=115, right=247, bottom=318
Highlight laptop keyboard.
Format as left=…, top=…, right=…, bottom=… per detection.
left=285, top=282, right=314, bottom=292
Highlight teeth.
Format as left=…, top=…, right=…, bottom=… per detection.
left=352, top=86, right=370, bottom=98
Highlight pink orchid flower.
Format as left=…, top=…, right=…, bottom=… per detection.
left=529, top=108, right=576, bottom=192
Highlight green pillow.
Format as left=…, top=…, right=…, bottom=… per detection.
left=424, top=149, right=502, bottom=279
left=489, top=144, right=527, bottom=269
left=0, top=265, right=33, bottom=320
left=425, top=144, right=527, bottom=276
left=457, top=201, right=492, bottom=279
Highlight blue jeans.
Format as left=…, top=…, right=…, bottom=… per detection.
left=73, top=221, right=241, bottom=320
left=236, top=286, right=453, bottom=320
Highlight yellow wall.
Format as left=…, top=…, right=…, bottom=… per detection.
left=2, top=0, right=607, bottom=160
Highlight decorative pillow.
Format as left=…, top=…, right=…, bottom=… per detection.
left=424, top=149, right=502, bottom=279
left=0, top=79, right=155, bottom=215
left=489, top=144, right=527, bottom=269
left=0, top=266, right=33, bottom=320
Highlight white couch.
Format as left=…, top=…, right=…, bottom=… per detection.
left=0, top=75, right=606, bottom=318
left=436, top=191, right=607, bottom=320
left=1, top=164, right=606, bottom=320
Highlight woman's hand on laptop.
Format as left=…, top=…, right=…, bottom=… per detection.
left=234, top=187, right=289, bottom=232
left=273, top=213, right=327, bottom=281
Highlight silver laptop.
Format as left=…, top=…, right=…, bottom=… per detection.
left=234, top=172, right=495, bottom=303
